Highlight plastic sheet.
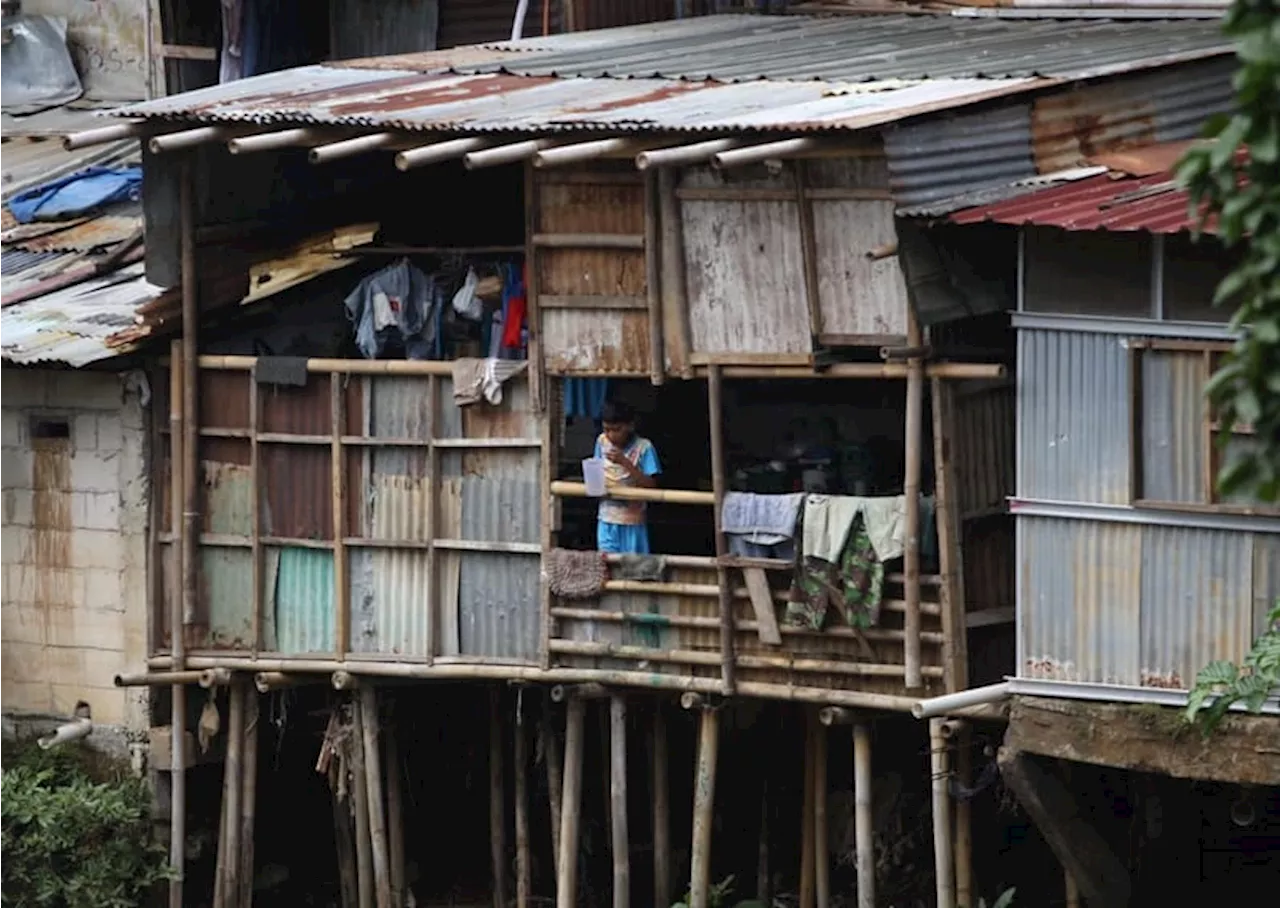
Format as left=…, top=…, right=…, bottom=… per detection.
left=1, top=14, right=82, bottom=113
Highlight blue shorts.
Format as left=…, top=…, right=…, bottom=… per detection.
left=597, top=521, right=650, bottom=554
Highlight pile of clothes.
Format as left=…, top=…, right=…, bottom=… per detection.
left=544, top=549, right=666, bottom=599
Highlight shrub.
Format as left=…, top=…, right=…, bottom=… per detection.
left=2, top=747, right=170, bottom=908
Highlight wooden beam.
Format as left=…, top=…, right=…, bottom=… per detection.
left=539, top=294, right=648, bottom=310
left=742, top=567, right=782, bottom=645
left=1005, top=696, right=1280, bottom=786
left=795, top=160, right=824, bottom=342
left=532, top=232, right=645, bottom=249
left=997, top=749, right=1132, bottom=908
left=657, top=168, right=693, bottom=377
left=644, top=170, right=665, bottom=386
left=162, top=43, right=217, bottom=61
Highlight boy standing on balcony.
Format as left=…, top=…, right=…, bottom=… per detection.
left=595, top=400, right=661, bottom=554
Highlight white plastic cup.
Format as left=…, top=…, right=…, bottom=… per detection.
left=582, top=457, right=607, bottom=497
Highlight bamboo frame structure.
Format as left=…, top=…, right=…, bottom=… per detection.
left=688, top=704, right=720, bottom=908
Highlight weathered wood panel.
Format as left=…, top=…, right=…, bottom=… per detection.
left=813, top=199, right=909, bottom=339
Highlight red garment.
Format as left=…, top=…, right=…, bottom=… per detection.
left=501, top=264, right=527, bottom=349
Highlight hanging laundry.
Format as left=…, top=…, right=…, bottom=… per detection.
left=722, top=491, right=804, bottom=560
left=452, top=357, right=528, bottom=406
left=501, top=262, right=527, bottom=352
left=786, top=514, right=885, bottom=631
left=343, top=258, right=438, bottom=360
left=801, top=494, right=862, bottom=562
left=563, top=377, right=610, bottom=420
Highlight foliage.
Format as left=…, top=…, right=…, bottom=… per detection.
left=1176, top=0, right=1280, bottom=502
left=1186, top=601, right=1280, bottom=734
left=1177, top=0, right=1280, bottom=737
left=671, top=875, right=758, bottom=908
left=2, top=745, right=171, bottom=908
left=976, top=888, right=1016, bottom=908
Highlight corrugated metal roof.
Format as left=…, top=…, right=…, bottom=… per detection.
left=118, top=66, right=1042, bottom=135
left=2, top=213, right=141, bottom=252
left=0, top=262, right=164, bottom=366
left=115, top=14, right=1231, bottom=138
left=468, top=14, right=1231, bottom=82
left=950, top=166, right=1202, bottom=233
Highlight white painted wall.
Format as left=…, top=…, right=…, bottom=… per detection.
left=2, top=368, right=150, bottom=729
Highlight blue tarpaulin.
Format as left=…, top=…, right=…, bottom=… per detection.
left=6, top=166, right=142, bottom=223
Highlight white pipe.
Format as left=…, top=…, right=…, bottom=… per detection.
left=510, top=0, right=530, bottom=41
left=912, top=681, right=1012, bottom=719
left=38, top=718, right=93, bottom=750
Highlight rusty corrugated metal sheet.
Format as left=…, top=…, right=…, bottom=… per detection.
left=1018, top=516, right=1143, bottom=685
left=950, top=168, right=1202, bottom=234
left=202, top=549, right=255, bottom=648
left=1139, top=349, right=1206, bottom=504
left=0, top=262, right=164, bottom=366
left=1, top=215, right=141, bottom=253
left=1138, top=524, right=1255, bottom=690
left=1017, top=328, right=1131, bottom=505
left=885, top=57, right=1231, bottom=208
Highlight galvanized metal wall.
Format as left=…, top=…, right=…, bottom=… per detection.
left=1017, top=328, right=1131, bottom=505
left=1016, top=324, right=1280, bottom=692
left=885, top=57, right=1234, bottom=208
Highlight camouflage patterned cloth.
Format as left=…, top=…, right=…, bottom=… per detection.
left=784, top=514, right=884, bottom=631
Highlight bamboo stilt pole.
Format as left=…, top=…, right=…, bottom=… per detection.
left=799, top=719, right=815, bottom=908
left=688, top=707, right=719, bottom=908
left=557, top=698, right=586, bottom=908
left=541, top=696, right=563, bottom=864
left=853, top=722, right=874, bottom=908
left=955, top=729, right=974, bottom=908
left=359, top=688, right=392, bottom=908
left=757, top=778, right=770, bottom=904
left=349, top=697, right=375, bottom=908
left=1065, top=869, right=1081, bottom=908
left=167, top=338, right=187, bottom=908
left=707, top=364, right=735, bottom=694
left=652, top=706, right=671, bottom=908
left=813, top=716, right=829, bottom=908
left=515, top=697, right=532, bottom=908
left=903, top=310, right=924, bottom=689
left=610, top=695, right=630, bottom=908
left=600, top=704, right=614, bottom=858
left=219, top=682, right=245, bottom=907
left=238, top=688, right=259, bottom=908
left=490, top=688, right=509, bottom=908
left=386, top=723, right=405, bottom=908
left=929, top=719, right=955, bottom=908
left=334, top=778, right=359, bottom=908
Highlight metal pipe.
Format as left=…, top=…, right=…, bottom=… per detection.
left=310, top=133, right=396, bottom=165
left=712, top=137, right=819, bottom=169
left=510, top=0, right=531, bottom=41
left=912, top=682, right=1013, bottom=720
left=636, top=137, right=744, bottom=170
left=38, top=717, right=93, bottom=750
left=396, top=137, right=492, bottom=171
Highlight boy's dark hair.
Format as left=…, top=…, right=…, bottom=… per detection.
left=601, top=400, right=635, bottom=424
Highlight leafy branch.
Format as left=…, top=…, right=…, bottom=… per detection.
left=1176, top=1, right=1280, bottom=736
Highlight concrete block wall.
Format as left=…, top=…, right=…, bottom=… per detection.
left=2, top=368, right=150, bottom=729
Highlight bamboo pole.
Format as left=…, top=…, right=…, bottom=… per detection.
left=332, top=375, right=349, bottom=657
left=63, top=120, right=145, bottom=150
left=795, top=161, right=823, bottom=341
left=601, top=704, right=614, bottom=859
left=813, top=715, right=829, bottom=908
left=386, top=723, right=406, bottom=908
left=349, top=697, right=375, bottom=908
left=557, top=697, right=586, bottom=908
left=644, top=170, right=665, bottom=386
left=799, top=718, right=815, bottom=908
left=238, top=688, right=259, bottom=908
left=929, top=719, right=955, bottom=908
left=652, top=706, right=671, bottom=908
left=610, top=695, right=630, bottom=908
left=359, top=687, right=393, bottom=908
left=636, top=138, right=745, bottom=170
left=757, top=778, right=770, bottom=905
left=955, top=729, right=974, bottom=908
left=515, top=696, right=532, bottom=908
left=552, top=480, right=713, bottom=504
left=712, top=137, right=821, bottom=169
left=218, top=682, right=245, bottom=907
left=932, top=376, right=969, bottom=695
left=228, top=127, right=329, bottom=154
left=541, top=695, right=564, bottom=863
left=524, top=161, right=545, bottom=413
left=853, top=722, right=874, bottom=908
left=688, top=706, right=719, bottom=908
left=334, top=779, right=359, bottom=908
left=396, top=137, right=491, bottom=171
left=116, top=669, right=204, bottom=686
left=179, top=154, right=199, bottom=658
left=212, top=700, right=228, bottom=908
left=490, top=688, right=509, bottom=908
left=310, top=133, right=396, bottom=165
left=903, top=310, right=924, bottom=690
left=707, top=365, right=735, bottom=695
left=166, top=183, right=190, bottom=908
left=151, top=125, right=229, bottom=154
left=1065, top=869, right=1081, bottom=908
left=657, top=168, right=693, bottom=377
